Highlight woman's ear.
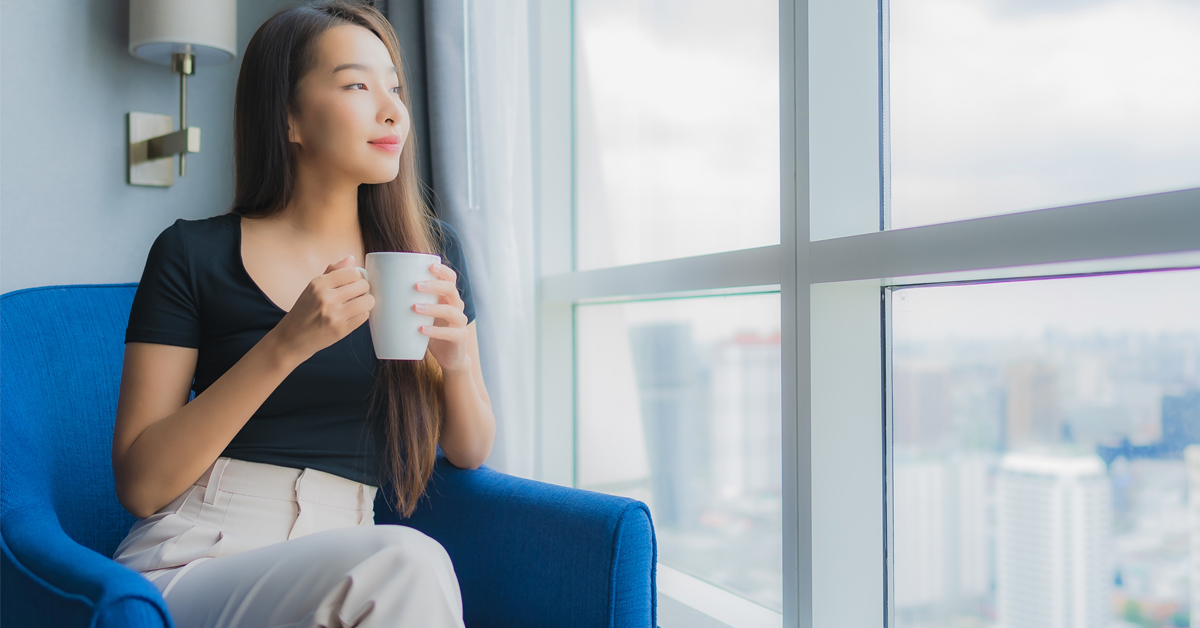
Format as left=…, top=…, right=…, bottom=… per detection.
left=286, top=110, right=302, bottom=146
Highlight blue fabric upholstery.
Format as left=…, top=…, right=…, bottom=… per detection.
left=1, top=283, right=656, bottom=628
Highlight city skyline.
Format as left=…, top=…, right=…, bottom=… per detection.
left=893, top=275, right=1200, bottom=627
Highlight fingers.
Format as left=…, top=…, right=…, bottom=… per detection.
left=322, top=256, right=362, bottom=290
left=325, top=254, right=355, bottom=273
left=348, top=292, right=375, bottom=318
left=413, top=302, right=467, bottom=327
left=428, top=262, right=457, bottom=283
left=415, top=277, right=464, bottom=308
left=419, top=323, right=466, bottom=340
left=324, top=264, right=367, bottom=289
left=333, top=276, right=372, bottom=302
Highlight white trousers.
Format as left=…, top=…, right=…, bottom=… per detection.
left=112, top=456, right=465, bottom=628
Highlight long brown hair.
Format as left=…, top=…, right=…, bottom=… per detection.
left=232, top=0, right=444, bottom=517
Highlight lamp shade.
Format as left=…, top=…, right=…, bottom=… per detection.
left=129, top=0, right=237, bottom=66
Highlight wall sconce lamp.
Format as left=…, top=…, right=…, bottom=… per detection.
left=127, top=0, right=237, bottom=187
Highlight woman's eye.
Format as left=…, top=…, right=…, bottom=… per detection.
left=348, top=84, right=403, bottom=94
left=346, top=83, right=401, bottom=93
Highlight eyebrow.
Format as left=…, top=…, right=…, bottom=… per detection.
left=331, top=62, right=399, bottom=75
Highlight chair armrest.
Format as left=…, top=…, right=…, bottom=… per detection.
left=1, top=507, right=172, bottom=628
left=375, top=457, right=657, bottom=628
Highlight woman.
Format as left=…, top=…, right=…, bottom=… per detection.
left=110, top=2, right=494, bottom=626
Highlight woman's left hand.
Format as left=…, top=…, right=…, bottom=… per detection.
left=414, top=262, right=470, bottom=372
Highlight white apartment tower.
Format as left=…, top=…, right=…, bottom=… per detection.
left=893, top=453, right=994, bottom=610
left=710, top=333, right=782, bottom=499
left=996, top=452, right=1111, bottom=628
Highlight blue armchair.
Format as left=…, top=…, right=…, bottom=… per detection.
left=0, top=283, right=657, bottom=627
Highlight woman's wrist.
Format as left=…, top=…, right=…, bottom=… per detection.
left=260, top=328, right=309, bottom=372
left=439, top=352, right=472, bottom=375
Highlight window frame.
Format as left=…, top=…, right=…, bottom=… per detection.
left=528, top=0, right=1200, bottom=626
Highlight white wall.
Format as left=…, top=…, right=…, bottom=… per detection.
left=1, top=0, right=306, bottom=294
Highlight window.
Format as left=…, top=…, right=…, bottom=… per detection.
left=577, top=294, right=783, bottom=612
left=573, top=0, right=779, bottom=271
left=530, top=0, right=1200, bottom=626
left=888, top=0, right=1200, bottom=229
left=566, top=0, right=785, bottom=621
left=891, top=270, right=1200, bottom=626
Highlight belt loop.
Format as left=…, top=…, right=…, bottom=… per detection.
left=203, top=458, right=230, bottom=505
left=294, top=469, right=306, bottom=500
left=289, top=469, right=315, bottom=540
left=357, top=483, right=368, bottom=525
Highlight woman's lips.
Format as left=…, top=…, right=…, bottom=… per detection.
left=368, top=141, right=400, bottom=152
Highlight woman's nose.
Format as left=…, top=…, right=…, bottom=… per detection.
left=379, top=92, right=404, bottom=126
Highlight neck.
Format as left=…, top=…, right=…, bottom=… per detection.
left=278, top=159, right=362, bottom=243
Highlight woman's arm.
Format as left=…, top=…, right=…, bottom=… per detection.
left=114, top=332, right=305, bottom=519
left=438, top=321, right=495, bottom=469
left=415, top=263, right=496, bottom=469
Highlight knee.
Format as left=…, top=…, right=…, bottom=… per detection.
left=361, top=525, right=455, bottom=573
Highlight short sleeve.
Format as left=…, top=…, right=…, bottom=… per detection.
left=125, top=219, right=202, bottom=348
left=433, top=219, right=477, bottom=325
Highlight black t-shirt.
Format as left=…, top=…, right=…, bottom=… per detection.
left=124, top=211, right=476, bottom=487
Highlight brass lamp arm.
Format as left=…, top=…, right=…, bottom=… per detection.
left=127, top=52, right=201, bottom=187
left=144, top=127, right=201, bottom=161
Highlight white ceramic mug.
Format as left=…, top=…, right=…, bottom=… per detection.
left=354, top=251, right=442, bottom=360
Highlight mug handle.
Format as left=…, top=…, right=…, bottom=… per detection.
left=354, top=267, right=368, bottom=281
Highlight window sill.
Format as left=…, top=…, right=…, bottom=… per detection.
left=656, top=563, right=783, bottom=628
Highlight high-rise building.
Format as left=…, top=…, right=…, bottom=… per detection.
left=894, top=458, right=948, bottom=608
left=893, top=454, right=995, bottom=612
left=710, top=331, right=782, bottom=499
left=1005, top=361, right=1061, bottom=450
left=1163, top=390, right=1200, bottom=453
left=629, top=322, right=711, bottom=529
left=950, top=453, right=994, bottom=599
left=996, top=452, right=1111, bottom=628
left=1187, top=445, right=1200, bottom=628
left=894, top=363, right=952, bottom=446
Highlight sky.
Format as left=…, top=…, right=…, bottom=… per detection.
left=574, top=0, right=1199, bottom=260
left=574, top=0, right=780, bottom=271
left=890, top=0, right=1200, bottom=228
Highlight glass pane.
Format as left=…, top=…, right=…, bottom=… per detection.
left=889, top=0, right=1200, bottom=229
left=891, top=269, right=1200, bottom=628
left=576, top=294, right=782, bottom=611
left=574, top=0, right=779, bottom=271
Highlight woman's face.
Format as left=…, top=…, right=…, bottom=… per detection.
left=287, top=24, right=410, bottom=185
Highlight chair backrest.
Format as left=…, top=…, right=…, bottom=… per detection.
left=1, top=283, right=143, bottom=559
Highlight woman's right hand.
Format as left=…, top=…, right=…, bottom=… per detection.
left=271, top=254, right=375, bottom=362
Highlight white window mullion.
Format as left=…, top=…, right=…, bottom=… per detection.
left=530, top=0, right=575, bottom=487
left=805, top=0, right=888, bottom=621
left=812, top=187, right=1200, bottom=285
left=780, top=0, right=812, bottom=625
left=539, top=181, right=1200, bottom=311
left=810, top=281, right=885, bottom=627
left=542, top=245, right=781, bottom=303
